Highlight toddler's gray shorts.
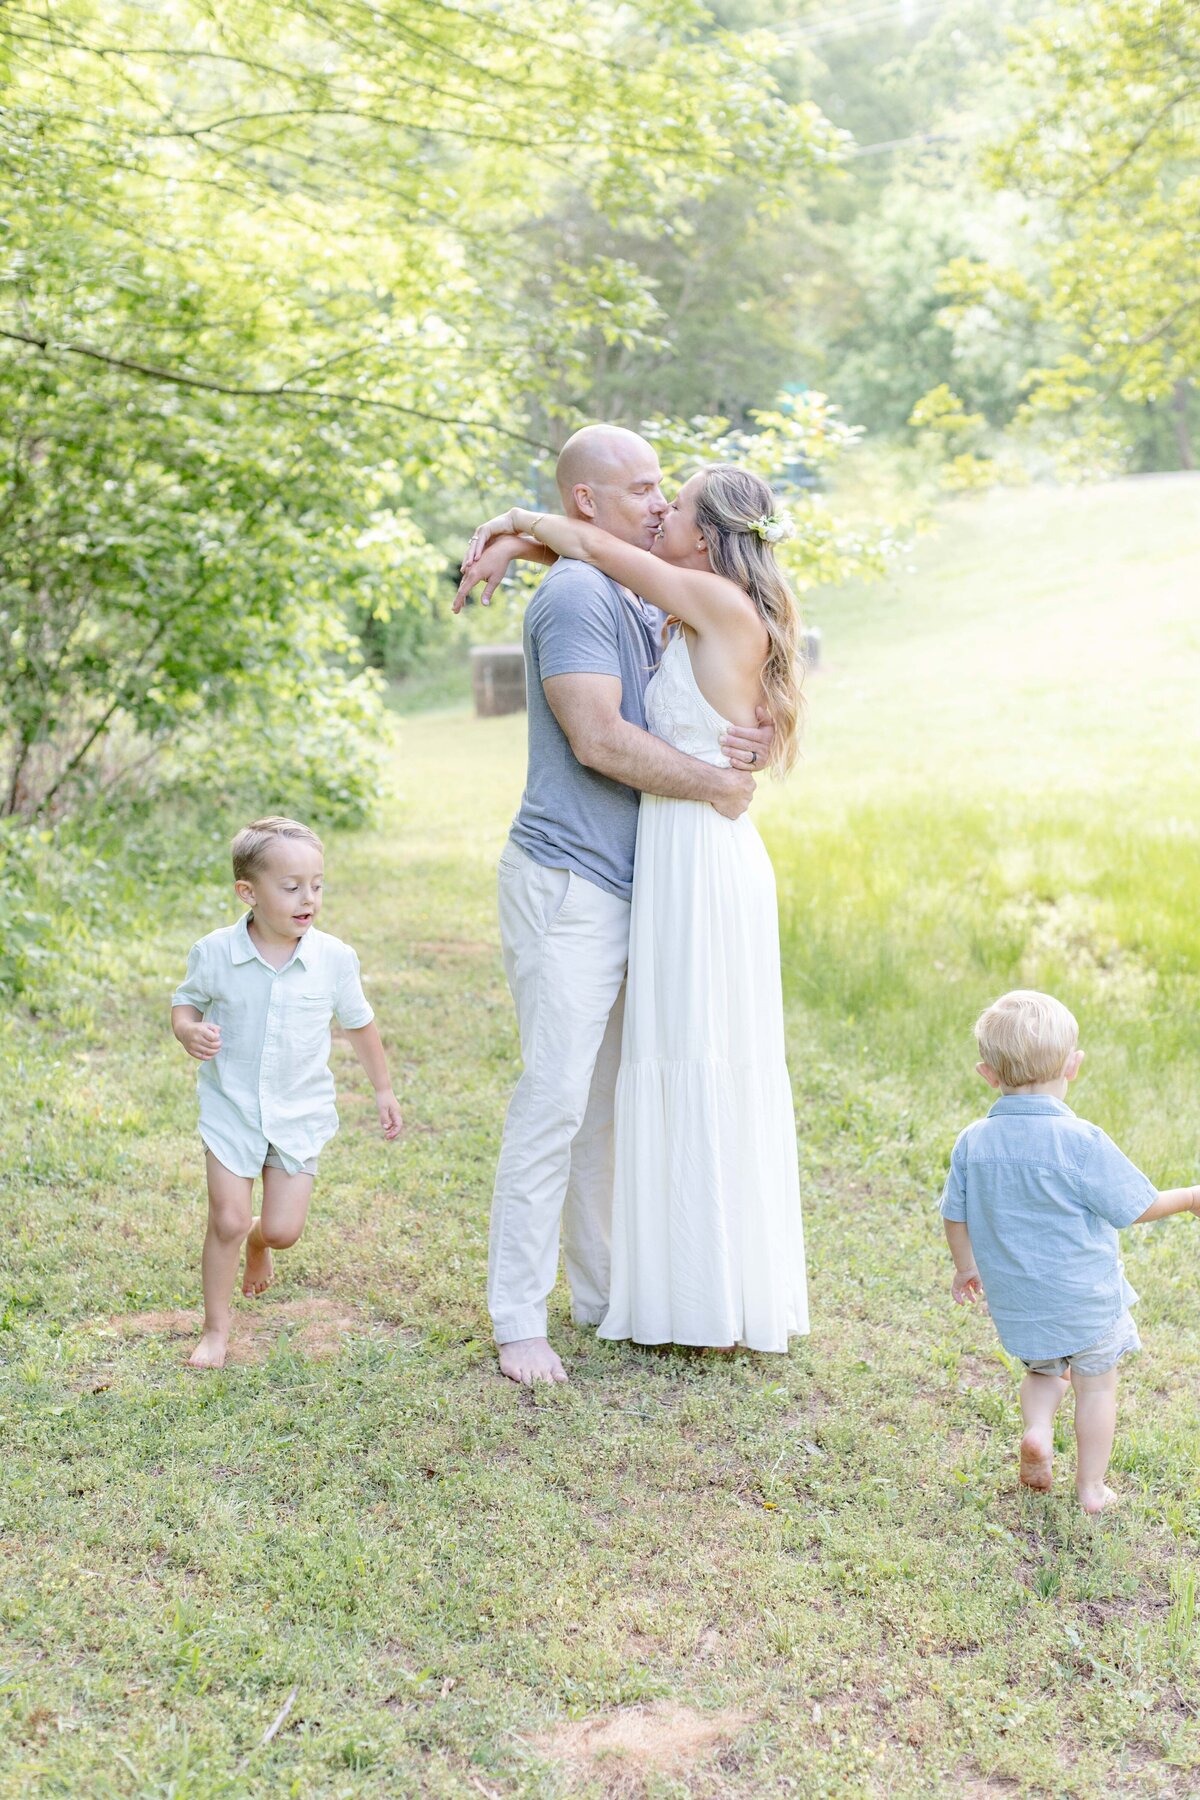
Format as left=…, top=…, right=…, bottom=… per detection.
left=264, top=1144, right=319, bottom=1177
left=1021, top=1309, right=1141, bottom=1378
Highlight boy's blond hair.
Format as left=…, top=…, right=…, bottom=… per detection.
left=975, top=989, right=1079, bottom=1090
left=232, top=817, right=323, bottom=883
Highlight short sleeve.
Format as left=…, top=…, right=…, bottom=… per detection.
left=333, top=946, right=374, bottom=1031
left=171, top=942, right=211, bottom=1011
left=939, top=1134, right=969, bottom=1221
left=532, top=570, right=622, bottom=682
left=1078, top=1131, right=1157, bottom=1228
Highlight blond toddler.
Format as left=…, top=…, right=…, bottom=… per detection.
left=172, top=817, right=402, bottom=1369
left=941, top=990, right=1198, bottom=1512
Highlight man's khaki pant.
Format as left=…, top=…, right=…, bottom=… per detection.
left=488, top=841, right=629, bottom=1345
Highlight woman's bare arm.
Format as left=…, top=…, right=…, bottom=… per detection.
left=464, top=510, right=763, bottom=646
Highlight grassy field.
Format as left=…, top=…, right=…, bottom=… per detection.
left=3, top=475, right=1200, bottom=1798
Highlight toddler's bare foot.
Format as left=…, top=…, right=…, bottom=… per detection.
left=1079, top=1483, right=1120, bottom=1514
left=187, top=1328, right=229, bottom=1370
left=242, top=1236, right=274, bottom=1297
left=1019, top=1429, right=1054, bottom=1492
left=498, top=1336, right=568, bottom=1386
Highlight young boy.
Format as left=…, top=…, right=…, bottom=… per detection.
left=941, top=989, right=1198, bottom=1513
left=172, top=816, right=402, bottom=1370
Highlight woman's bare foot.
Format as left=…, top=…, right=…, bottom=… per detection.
left=187, top=1328, right=229, bottom=1370
left=1079, top=1483, right=1120, bottom=1514
left=242, top=1235, right=274, bottom=1297
left=1019, top=1429, right=1054, bottom=1492
left=498, top=1336, right=568, bottom=1386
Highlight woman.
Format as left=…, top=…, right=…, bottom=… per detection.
left=463, top=465, right=808, bottom=1353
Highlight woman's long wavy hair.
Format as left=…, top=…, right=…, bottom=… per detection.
left=692, top=464, right=804, bottom=775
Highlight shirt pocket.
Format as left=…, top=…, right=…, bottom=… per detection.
left=283, top=984, right=334, bottom=1039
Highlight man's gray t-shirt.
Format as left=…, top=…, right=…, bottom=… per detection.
left=509, top=559, right=663, bottom=901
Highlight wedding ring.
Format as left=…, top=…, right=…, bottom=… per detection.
left=749, top=750, right=758, bottom=765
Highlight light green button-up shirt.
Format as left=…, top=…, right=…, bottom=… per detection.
left=172, top=914, right=374, bottom=1177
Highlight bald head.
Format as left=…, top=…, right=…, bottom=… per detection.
left=554, top=425, right=667, bottom=547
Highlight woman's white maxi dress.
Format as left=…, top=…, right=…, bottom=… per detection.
left=598, top=631, right=809, bottom=1352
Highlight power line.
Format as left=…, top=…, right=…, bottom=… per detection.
left=778, top=0, right=957, bottom=47
left=841, top=121, right=989, bottom=157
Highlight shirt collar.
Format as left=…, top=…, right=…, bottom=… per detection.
left=987, top=1094, right=1074, bottom=1118
left=230, top=912, right=310, bottom=969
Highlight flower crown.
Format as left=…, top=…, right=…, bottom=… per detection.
left=747, top=509, right=795, bottom=545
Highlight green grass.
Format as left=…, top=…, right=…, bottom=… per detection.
left=2, top=475, right=1200, bottom=1798
left=383, top=641, right=473, bottom=717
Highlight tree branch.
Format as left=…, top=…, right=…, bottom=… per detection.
left=1129, top=297, right=1199, bottom=349
left=0, top=331, right=554, bottom=450
left=1047, top=84, right=1200, bottom=203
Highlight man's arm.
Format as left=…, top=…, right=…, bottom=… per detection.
left=544, top=672, right=754, bottom=820
left=457, top=550, right=776, bottom=772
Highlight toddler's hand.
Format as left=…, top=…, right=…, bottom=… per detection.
left=377, top=1091, right=404, bottom=1140
left=182, top=1021, right=221, bottom=1061
left=951, top=1269, right=986, bottom=1306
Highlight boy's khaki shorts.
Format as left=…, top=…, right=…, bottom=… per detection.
left=1021, top=1309, right=1141, bottom=1378
left=264, top=1144, right=319, bottom=1178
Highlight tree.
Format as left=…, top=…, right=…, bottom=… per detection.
left=1, top=0, right=838, bottom=818
left=934, top=0, right=1200, bottom=471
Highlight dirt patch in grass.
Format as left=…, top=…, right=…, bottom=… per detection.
left=538, top=1704, right=748, bottom=1795
left=952, top=1768, right=1022, bottom=1796
left=112, top=1296, right=371, bottom=1362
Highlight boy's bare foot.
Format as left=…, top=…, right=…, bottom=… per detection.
left=187, top=1328, right=229, bottom=1370
left=1079, top=1484, right=1120, bottom=1514
left=242, top=1237, right=274, bottom=1297
left=1019, top=1429, right=1054, bottom=1492
left=498, top=1336, right=568, bottom=1386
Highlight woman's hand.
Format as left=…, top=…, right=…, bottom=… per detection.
left=454, top=538, right=515, bottom=611
left=462, top=508, right=536, bottom=574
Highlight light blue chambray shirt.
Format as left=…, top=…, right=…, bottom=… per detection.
left=172, top=915, right=374, bottom=1178
left=940, top=1095, right=1157, bottom=1362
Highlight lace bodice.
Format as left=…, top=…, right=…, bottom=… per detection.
left=644, top=632, right=730, bottom=767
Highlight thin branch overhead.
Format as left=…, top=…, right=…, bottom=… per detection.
left=1, top=332, right=555, bottom=450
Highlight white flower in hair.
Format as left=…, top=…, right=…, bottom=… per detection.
left=749, top=510, right=795, bottom=545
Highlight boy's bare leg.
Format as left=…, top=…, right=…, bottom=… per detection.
left=1018, top=1370, right=1069, bottom=1491
left=1072, top=1366, right=1120, bottom=1512
left=243, top=1165, right=315, bottom=1296
left=189, top=1154, right=254, bottom=1369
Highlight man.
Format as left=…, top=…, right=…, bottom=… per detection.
left=456, top=426, right=772, bottom=1385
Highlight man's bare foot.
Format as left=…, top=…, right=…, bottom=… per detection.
left=1079, top=1483, right=1120, bottom=1514
left=187, top=1328, right=229, bottom=1370
left=242, top=1236, right=274, bottom=1297
left=1019, top=1429, right=1054, bottom=1492
left=498, top=1336, right=568, bottom=1386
